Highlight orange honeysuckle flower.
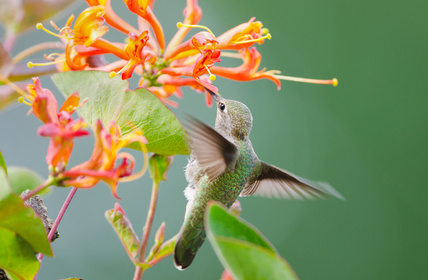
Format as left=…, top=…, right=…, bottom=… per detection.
left=164, top=0, right=202, bottom=58
left=148, top=84, right=180, bottom=108
left=211, top=47, right=281, bottom=89
left=216, top=17, right=270, bottom=50
left=85, top=0, right=140, bottom=36
left=71, top=6, right=109, bottom=47
left=212, top=47, right=337, bottom=88
left=62, top=120, right=147, bottom=199
left=161, top=48, right=220, bottom=93
left=62, top=45, right=109, bottom=71
left=150, top=74, right=215, bottom=106
left=24, top=78, right=60, bottom=124
left=21, top=78, right=90, bottom=168
left=165, top=32, right=217, bottom=61
left=123, top=0, right=165, bottom=50
left=110, top=31, right=150, bottom=79
left=30, top=6, right=128, bottom=71
left=39, top=117, right=89, bottom=169
left=64, top=6, right=128, bottom=61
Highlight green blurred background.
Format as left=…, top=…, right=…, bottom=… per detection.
left=1, top=0, right=427, bottom=279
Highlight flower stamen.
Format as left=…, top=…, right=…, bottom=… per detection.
left=177, top=22, right=216, bottom=38
left=234, top=33, right=271, bottom=45
left=18, top=97, right=33, bottom=106
left=0, top=74, right=28, bottom=97
left=36, top=23, right=69, bottom=39
left=204, top=65, right=216, bottom=81
left=27, top=59, right=66, bottom=68
left=109, top=60, right=132, bottom=78
left=275, top=74, right=338, bottom=86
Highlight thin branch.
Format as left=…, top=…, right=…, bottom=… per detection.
left=133, top=180, right=160, bottom=280
left=21, top=178, right=55, bottom=202
left=0, top=63, right=58, bottom=85
left=12, top=41, right=65, bottom=63
left=3, top=30, right=16, bottom=52
left=34, top=187, right=78, bottom=279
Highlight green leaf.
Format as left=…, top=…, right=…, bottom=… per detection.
left=0, top=156, right=10, bottom=201
left=0, top=194, right=52, bottom=257
left=6, top=166, right=50, bottom=196
left=105, top=203, right=140, bottom=261
left=0, top=150, right=7, bottom=178
left=0, top=228, right=40, bottom=280
left=206, top=202, right=298, bottom=280
left=145, top=235, right=176, bottom=266
left=207, top=202, right=275, bottom=252
left=149, top=155, right=173, bottom=184
left=52, top=71, right=190, bottom=156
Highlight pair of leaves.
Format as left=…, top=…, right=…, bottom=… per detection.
left=105, top=205, right=174, bottom=268
left=0, top=152, right=52, bottom=280
left=52, top=71, right=190, bottom=156
left=105, top=155, right=174, bottom=269
left=206, top=202, right=298, bottom=280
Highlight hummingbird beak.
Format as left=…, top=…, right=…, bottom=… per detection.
left=203, top=87, right=220, bottom=103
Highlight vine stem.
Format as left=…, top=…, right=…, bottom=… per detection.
left=34, top=187, right=78, bottom=279
left=133, top=180, right=160, bottom=280
left=21, top=178, right=55, bottom=202
left=3, top=30, right=16, bottom=52
left=12, top=41, right=65, bottom=63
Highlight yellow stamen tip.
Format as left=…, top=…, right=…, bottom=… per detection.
left=262, top=28, right=269, bottom=35
left=332, top=78, right=338, bottom=87
left=266, top=33, right=272, bottom=40
left=209, top=74, right=216, bottom=81
left=36, top=23, right=43, bottom=30
left=109, top=71, right=117, bottom=78
left=18, top=97, right=25, bottom=103
left=177, top=22, right=183, bottom=29
left=27, top=62, right=34, bottom=68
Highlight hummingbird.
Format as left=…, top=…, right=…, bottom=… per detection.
left=173, top=88, right=343, bottom=270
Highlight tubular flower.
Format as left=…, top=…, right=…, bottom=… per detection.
left=216, top=17, right=270, bottom=50
left=71, top=5, right=109, bottom=47
left=211, top=47, right=281, bottom=89
left=24, top=77, right=59, bottom=124
left=20, top=78, right=90, bottom=168
left=123, top=0, right=165, bottom=50
left=29, top=0, right=337, bottom=107
left=161, top=32, right=221, bottom=93
left=85, top=0, right=140, bottom=36
left=61, top=121, right=147, bottom=199
left=164, top=0, right=202, bottom=58
left=38, top=116, right=89, bottom=170
left=111, top=31, right=150, bottom=79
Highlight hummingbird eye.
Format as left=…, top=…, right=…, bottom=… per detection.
left=219, top=102, right=226, bottom=111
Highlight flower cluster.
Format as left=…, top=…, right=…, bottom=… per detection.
left=19, top=78, right=147, bottom=198
left=29, top=0, right=337, bottom=107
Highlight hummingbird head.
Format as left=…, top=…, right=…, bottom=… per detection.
left=205, top=87, right=253, bottom=140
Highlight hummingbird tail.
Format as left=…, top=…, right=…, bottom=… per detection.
left=173, top=229, right=206, bottom=270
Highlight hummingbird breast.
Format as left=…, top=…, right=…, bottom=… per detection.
left=190, top=141, right=257, bottom=215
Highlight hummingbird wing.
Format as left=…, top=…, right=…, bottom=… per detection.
left=186, top=117, right=238, bottom=181
left=241, top=161, right=344, bottom=200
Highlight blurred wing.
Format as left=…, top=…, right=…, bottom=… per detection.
left=186, top=116, right=238, bottom=181
left=241, top=161, right=344, bottom=200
